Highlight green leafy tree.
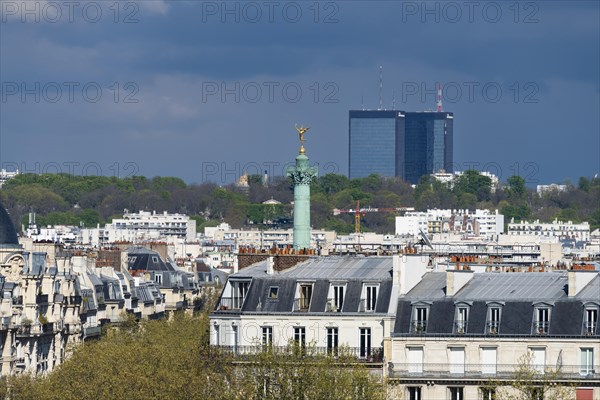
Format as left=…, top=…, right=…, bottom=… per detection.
left=485, top=353, right=575, bottom=400
left=453, top=170, right=492, bottom=202
left=506, top=175, right=527, bottom=200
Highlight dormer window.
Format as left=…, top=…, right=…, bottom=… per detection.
left=296, top=283, right=313, bottom=311
left=268, top=287, right=279, bottom=300
left=584, top=307, right=598, bottom=335
left=455, top=305, right=469, bottom=334
left=412, top=306, right=428, bottom=334
left=327, top=284, right=345, bottom=312
left=534, top=307, right=550, bottom=335
left=486, top=304, right=502, bottom=335
left=361, top=284, right=379, bottom=312
left=231, top=280, right=250, bottom=309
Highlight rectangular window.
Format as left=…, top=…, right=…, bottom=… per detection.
left=449, top=347, right=465, bottom=374
left=294, top=327, right=306, bottom=347
left=407, top=347, right=423, bottom=374
left=262, top=326, right=273, bottom=347
left=232, top=281, right=250, bottom=309
left=365, top=285, right=378, bottom=311
left=531, top=388, right=544, bottom=400
left=268, top=287, right=278, bottom=300
left=359, top=327, right=371, bottom=359
left=480, top=388, right=496, bottom=400
left=535, top=308, right=549, bottom=334
left=299, top=284, right=312, bottom=311
left=487, top=307, right=500, bottom=334
left=585, top=308, right=597, bottom=335
left=413, top=307, right=428, bottom=333
left=214, top=325, right=220, bottom=346
left=407, top=387, right=422, bottom=400
left=530, top=348, right=546, bottom=374
left=326, top=327, right=338, bottom=355
left=481, top=347, right=497, bottom=375
left=449, top=387, right=464, bottom=400
left=333, top=285, right=344, bottom=312
left=456, top=307, right=468, bottom=334
left=154, top=274, right=162, bottom=285
left=580, top=348, right=594, bottom=375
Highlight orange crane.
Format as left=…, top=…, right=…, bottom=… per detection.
left=332, top=200, right=414, bottom=233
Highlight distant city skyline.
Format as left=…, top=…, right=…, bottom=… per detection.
left=1, top=1, right=598, bottom=186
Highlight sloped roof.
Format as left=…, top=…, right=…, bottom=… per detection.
left=0, top=201, right=18, bottom=246
left=455, top=272, right=569, bottom=301
left=235, top=256, right=392, bottom=281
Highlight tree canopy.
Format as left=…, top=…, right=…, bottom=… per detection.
left=1, top=172, right=598, bottom=234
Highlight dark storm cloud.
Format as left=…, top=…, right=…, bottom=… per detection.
left=0, top=0, right=598, bottom=184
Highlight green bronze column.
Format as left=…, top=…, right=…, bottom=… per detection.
left=287, top=126, right=318, bottom=250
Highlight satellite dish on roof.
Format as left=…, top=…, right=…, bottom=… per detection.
left=419, top=229, right=433, bottom=250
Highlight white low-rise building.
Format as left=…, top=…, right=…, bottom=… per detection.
left=537, top=183, right=568, bottom=194
left=396, top=209, right=504, bottom=239
left=431, top=170, right=499, bottom=192
left=81, top=210, right=197, bottom=246
left=508, top=218, right=591, bottom=242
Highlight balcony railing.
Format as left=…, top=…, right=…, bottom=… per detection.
left=325, top=299, right=342, bottom=312
left=215, top=345, right=384, bottom=363
left=534, top=321, right=549, bottom=335
left=216, top=297, right=243, bottom=311
left=83, top=325, right=102, bottom=338
left=293, top=299, right=311, bottom=312
left=486, top=321, right=499, bottom=335
left=454, top=322, right=467, bottom=334
left=411, top=321, right=427, bottom=334
left=389, top=363, right=600, bottom=380
left=584, top=322, right=597, bottom=336
left=358, top=299, right=376, bottom=313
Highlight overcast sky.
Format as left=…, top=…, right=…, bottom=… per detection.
left=1, top=0, right=598, bottom=186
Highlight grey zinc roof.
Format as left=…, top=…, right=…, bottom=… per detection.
left=403, top=272, right=576, bottom=302
left=0, top=201, right=19, bottom=246
left=576, top=274, right=600, bottom=301
left=402, top=272, right=447, bottom=300
left=236, top=256, right=392, bottom=281
left=455, top=272, right=568, bottom=301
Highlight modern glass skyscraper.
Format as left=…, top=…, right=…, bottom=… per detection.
left=349, top=110, right=453, bottom=184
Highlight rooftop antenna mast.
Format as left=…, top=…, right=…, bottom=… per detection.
left=392, top=89, right=396, bottom=110
left=436, top=82, right=443, bottom=112
left=379, top=65, right=383, bottom=110
left=361, top=93, right=365, bottom=110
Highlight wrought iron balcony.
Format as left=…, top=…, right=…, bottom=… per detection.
left=534, top=321, right=549, bottom=335
left=388, top=363, right=600, bottom=380
left=358, top=299, right=376, bottom=312
left=411, top=320, right=427, bottom=334
left=486, top=321, right=499, bottom=335
left=454, top=322, right=467, bottom=334
left=216, top=297, right=243, bottom=311
left=83, top=325, right=102, bottom=338
left=215, top=345, right=384, bottom=363
left=293, top=298, right=311, bottom=312
left=584, top=322, right=597, bottom=336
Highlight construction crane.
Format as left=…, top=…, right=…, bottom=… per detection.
left=332, top=200, right=415, bottom=233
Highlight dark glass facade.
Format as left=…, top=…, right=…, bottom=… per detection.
left=349, top=110, right=453, bottom=184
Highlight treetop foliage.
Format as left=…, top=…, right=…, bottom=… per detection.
left=1, top=172, right=598, bottom=234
